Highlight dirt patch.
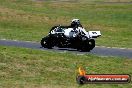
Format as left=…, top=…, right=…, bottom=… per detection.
left=98, top=0, right=132, bottom=4
left=101, top=2, right=132, bottom=4
left=32, top=0, right=79, bottom=3
left=45, top=66, right=71, bottom=72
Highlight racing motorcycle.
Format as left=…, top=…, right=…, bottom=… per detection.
left=41, top=19, right=101, bottom=51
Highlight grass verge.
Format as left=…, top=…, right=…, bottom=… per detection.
left=0, top=0, right=132, bottom=48
left=0, top=45, right=132, bottom=88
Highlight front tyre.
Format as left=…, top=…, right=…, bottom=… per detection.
left=77, top=39, right=95, bottom=52
left=77, top=40, right=90, bottom=52
left=88, top=39, right=95, bottom=50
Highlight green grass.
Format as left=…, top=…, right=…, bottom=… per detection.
left=0, top=1, right=132, bottom=88
left=0, top=0, right=132, bottom=48
left=0, top=45, right=132, bottom=88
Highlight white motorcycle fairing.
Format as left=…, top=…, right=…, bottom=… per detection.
left=64, top=27, right=101, bottom=39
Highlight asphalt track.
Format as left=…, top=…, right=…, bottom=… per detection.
left=0, top=39, right=132, bottom=58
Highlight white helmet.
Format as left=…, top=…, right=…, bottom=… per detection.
left=71, top=19, right=81, bottom=27
left=71, top=19, right=80, bottom=23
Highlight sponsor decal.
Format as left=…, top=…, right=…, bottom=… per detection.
left=76, top=67, right=131, bottom=84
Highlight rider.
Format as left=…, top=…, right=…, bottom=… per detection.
left=70, top=19, right=84, bottom=35
left=71, top=19, right=87, bottom=35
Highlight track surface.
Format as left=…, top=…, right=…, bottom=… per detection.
left=0, top=39, right=132, bottom=58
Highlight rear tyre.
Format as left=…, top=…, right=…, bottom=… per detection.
left=41, top=36, right=53, bottom=49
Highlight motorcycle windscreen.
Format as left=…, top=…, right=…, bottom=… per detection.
left=88, top=31, right=101, bottom=38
